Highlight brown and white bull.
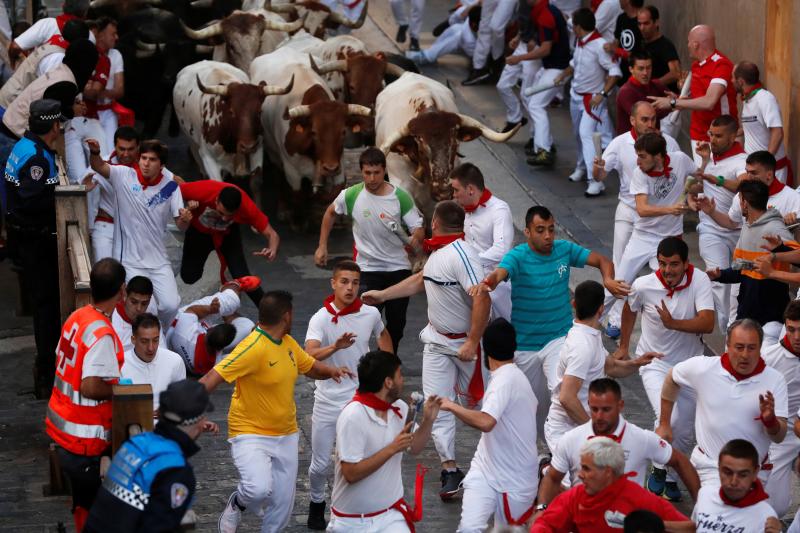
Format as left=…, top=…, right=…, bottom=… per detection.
left=180, top=9, right=304, bottom=71
left=376, top=72, right=519, bottom=215
left=251, top=46, right=371, bottom=199
left=173, top=60, right=292, bottom=184
left=264, top=0, right=367, bottom=38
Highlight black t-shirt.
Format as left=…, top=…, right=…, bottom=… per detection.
left=540, top=5, right=570, bottom=70
left=614, top=13, right=643, bottom=84
left=644, top=35, right=680, bottom=92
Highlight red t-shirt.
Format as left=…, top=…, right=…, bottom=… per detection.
left=689, top=50, right=738, bottom=141
left=179, top=180, right=269, bottom=236
left=530, top=477, right=688, bottom=533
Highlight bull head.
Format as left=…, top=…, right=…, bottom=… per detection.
left=264, top=0, right=368, bottom=37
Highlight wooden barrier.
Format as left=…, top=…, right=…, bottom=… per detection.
left=111, top=384, right=154, bottom=455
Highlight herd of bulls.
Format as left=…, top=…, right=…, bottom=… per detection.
left=94, top=0, right=521, bottom=218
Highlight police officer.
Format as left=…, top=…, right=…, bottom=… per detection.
left=4, top=98, right=63, bottom=398
left=83, top=379, right=218, bottom=533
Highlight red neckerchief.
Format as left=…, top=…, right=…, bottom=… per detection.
left=577, top=30, right=602, bottom=48
left=645, top=155, right=672, bottom=177
left=781, top=335, right=800, bottom=357
left=115, top=301, right=132, bottom=324
left=47, top=34, right=69, bottom=48
left=630, top=127, right=639, bottom=141
left=423, top=233, right=465, bottom=254
left=588, top=422, right=627, bottom=443
left=351, top=391, right=402, bottom=418
left=590, top=0, right=603, bottom=12
left=323, top=294, right=363, bottom=324
left=743, top=82, right=764, bottom=102
left=463, top=188, right=492, bottom=213
left=56, top=13, right=79, bottom=32
left=720, top=352, right=767, bottom=381
left=768, top=178, right=785, bottom=196
left=109, top=151, right=134, bottom=168
left=656, top=264, right=694, bottom=297
left=575, top=474, right=639, bottom=517
left=713, top=142, right=746, bottom=164
left=719, top=479, right=769, bottom=508
left=134, top=164, right=164, bottom=189
left=627, top=76, right=648, bottom=88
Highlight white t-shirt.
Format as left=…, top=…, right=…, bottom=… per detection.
left=121, top=347, right=186, bottom=409
left=629, top=151, right=697, bottom=236
left=550, top=416, right=673, bottom=487
left=698, top=152, right=747, bottom=236
left=108, top=165, right=183, bottom=269
left=36, top=51, right=64, bottom=77
left=471, top=363, right=538, bottom=495
left=332, top=399, right=409, bottom=514
left=603, top=131, right=680, bottom=210
left=593, top=0, right=623, bottom=41
left=332, top=183, right=423, bottom=272
left=728, top=184, right=800, bottom=225
left=762, top=341, right=800, bottom=421
left=99, top=157, right=174, bottom=216
left=692, top=485, right=777, bottom=533
left=464, top=195, right=514, bottom=270
left=547, top=322, right=607, bottom=431
left=14, top=18, right=59, bottom=50
left=628, top=270, right=715, bottom=366
left=672, top=356, right=789, bottom=462
left=82, top=334, right=123, bottom=379
left=98, top=49, right=124, bottom=107
left=570, top=36, right=622, bottom=95
left=305, top=303, right=384, bottom=404
left=741, top=89, right=786, bottom=160
left=111, top=299, right=163, bottom=354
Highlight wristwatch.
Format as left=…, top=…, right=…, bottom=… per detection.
left=535, top=503, right=548, bottom=512
left=600, top=90, right=609, bottom=98
left=669, top=98, right=677, bottom=109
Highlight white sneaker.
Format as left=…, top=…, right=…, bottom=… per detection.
left=568, top=167, right=586, bottom=182
left=218, top=492, right=242, bottom=533
left=584, top=179, right=605, bottom=197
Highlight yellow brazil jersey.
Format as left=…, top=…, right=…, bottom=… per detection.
left=214, top=327, right=315, bottom=438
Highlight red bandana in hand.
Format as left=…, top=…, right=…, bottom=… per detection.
left=656, top=264, right=694, bottom=297
left=719, top=479, right=769, bottom=508
left=712, top=142, right=745, bottom=164
left=646, top=155, right=672, bottom=177
left=463, top=189, right=492, bottom=213
left=323, top=294, right=363, bottom=324
left=720, top=352, right=766, bottom=381
left=351, top=391, right=402, bottom=418
left=423, top=233, right=465, bottom=254
left=135, top=164, right=163, bottom=189
left=577, top=30, right=602, bottom=47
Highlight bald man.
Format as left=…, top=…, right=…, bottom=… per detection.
left=648, top=25, right=737, bottom=166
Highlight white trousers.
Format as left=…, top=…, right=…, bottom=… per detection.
left=230, top=432, right=299, bottom=533
left=423, top=343, right=483, bottom=463
left=526, top=68, right=564, bottom=151
left=765, top=428, right=799, bottom=517
left=607, top=202, right=639, bottom=326
left=182, top=288, right=242, bottom=318
left=65, top=117, right=108, bottom=185
left=91, top=220, right=114, bottom=264
left=496, top=41, right=541, bottom=124
left=327, top=509, right=410, bottom=532
left=471, top=0, right=516, bottom=69
left=309, top=397, right=348, bottom=503
left=691, top=445, right=772, bottom=488
left=514, top=336, right=566, bottom=448
left=640, top=362, right=696, bottom=482
left=544, top=415, right=578, bottom=456
left=569, top=90, right=613, bottom=178
left=423, top=21, right=476, bottom=63
left=389, top=0, right=424, bottom=38
left=124, top=262, right=181, bottom=326
left=97, top=109, right=117, bottom=155
left=457, top=468, right=537, bottom=533
left=698, top=229, right=738, bottom=332
left=603, top=230, right=662, bottom=327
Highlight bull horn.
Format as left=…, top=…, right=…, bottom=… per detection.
left=196, top=74, right=229, bottom=96
left=181, top=20, right=223, bottom=40
left=195, top=44, right=215, bottom=53
left=379, top=124, right=410, bottom=154
left=329, top=0, right=368, bottom=27
left=89, top=0, right=112, bottom=7
left=308, top=54, right=322, bottom=75
left=456, top=113, right=520, bottom=142
left=315, top=59, right=347, bottom=74
left=347, top=104, right=372, bottom=116
left=263, top=74, right=294, bottom=95
left=263, top=0, right=298, bottom=14
left=384, top=62, right=405, bottom=77
left=136, top=39, right=159, bottom=51
left=263, top=16, right=305, bottom=32
left=287, top=105, right=312, bottom=118
left=190, top=0, right=212, bottom=6
left=136, top=49, right=156, bottom=58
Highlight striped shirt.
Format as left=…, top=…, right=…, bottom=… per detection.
left=499, top=241, right=590, bottom=350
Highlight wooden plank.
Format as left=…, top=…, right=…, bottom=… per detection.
left=112, top=384, right=154, bottom=454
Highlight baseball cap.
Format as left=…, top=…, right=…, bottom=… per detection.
left=28, top=99, right=64, bottom=132
left=159, top=379, right=214, bottom=425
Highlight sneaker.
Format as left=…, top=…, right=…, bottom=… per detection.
left=646, top=467, right=667, bottom=496
left=500, top=117, right=527, bottom=133
left=233, top=275, right=261, bottom=292
left=307, top=500, right=327, bottom=530
left=527, top=148, right=555, bottom=167
left=395, top=24, right=408, bottom=43
left=432, top=19, right=450, bottom=37
left=462, top=68, right=491, bottom=86
left=584, top=180, right=605, bottom=197
left=663, top=481, right=683, bottom=502
left=439, top=469, right=465, bottom=500
left=409, top=37, right=420, bottom=51
left=605, top=324, right=621, bottom=339
left=218, top=492, right=243, bottom=533
left=568, top=167, right=586, bottom=182
left=524, top=138, right=535, bottom=156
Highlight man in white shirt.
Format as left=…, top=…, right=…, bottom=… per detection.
left=693, top=439, right=781, bottom=533
left=615, top=236, right=715, bottom=501
left=553, top=7, right=621, bottom=196
left=328, top=350, right=440, bottom=533
left=545, top=280, right=660, bottom=451
left=657, top=318, right=789, bottom=487
left=120, top=313, right=186, bottom=411
left=537, top=378, right=700, bottom=511
left=733, top=61, right=791, bottom=185
left=450, top=163, right=514, bottom=319
left=111, top=275, right=163, bottom=354
left=316, top=147, right=424, bottom=354
left=87, top=138, right=192, bottom=325
left=304, top=260, right=393, bottom=530
left=592, top=101, right=680, bottom=337
left=438, top=318, right=538, bottom=531
left=363, top=200, right=491, bottom=500
left=593, top=0, right=623, bottom=42
left=8, top=0, right=91, bottom=65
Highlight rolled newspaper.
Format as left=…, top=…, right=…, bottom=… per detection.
left=665, top=71, right=692, bottom=123
left=592, top=131, right=603, bottom=158
left=523, top=75, right=572, bottom=97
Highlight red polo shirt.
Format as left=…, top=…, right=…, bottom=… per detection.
left=689, top=50, right=737, bottom=141
left=179, top=180, right=269, bottom=236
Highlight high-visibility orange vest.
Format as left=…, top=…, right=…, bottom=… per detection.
left=45, top=305, right=124, bottom=456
